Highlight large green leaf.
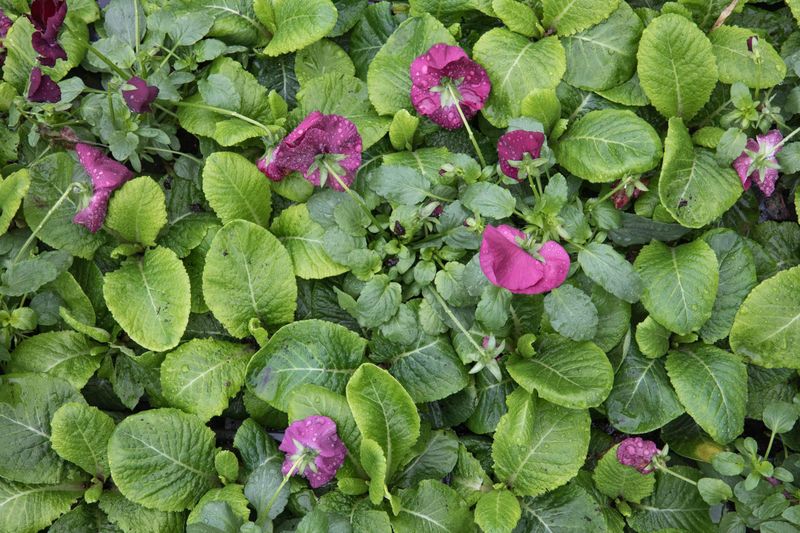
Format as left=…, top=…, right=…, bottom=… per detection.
left=99, top=490, right=186, bottom=533
left=629, top=467, right=714, bottom=532
left=260, top=0, right=337, bottom=56
left=350, top=1, right=398, bottom=79
left=202, top=220, right=297, bottom=338
left=0, top=478, right=83, bottom=533
left=605, top=344, right=684, bottom=434
left=409, top=0, right=494, bottom=19
left=561, top=1, right=641, bottom=91
left=474, top=489, right=521, bottom=533
left=9, top=331, right=98, bottom=389
left=542, top=0, right=619, bottom=36
left=473, top=30, right=565, bottom=127
left=634, top=239, right=719, bottom=335
left=515, top=482, right=607, bottom=532
left=394, top=429, right=458, bottom=488
left=0, top=169, right=30, bottom=235
left=730, top=265, right=800, bottom=368
left=391, top=479, right=474, bottom=533
left=554, top=109, right=662, bottom=183
left=107, top=408, right=217, bottom=511
left=367, top=14, right=455, bottom=116
left=346, top=363, right=420, bottom=478
left=506, top=334, right=613, bottom=409
left=50, top=402, right=115, bottom=479
left=247, top=319, right=367, bottom=411
left=658, top=118, right=742, bottom=228
left=202, top=152, right=272, bottom=227
left=578, top=242, right=642, bottom=303
left=233, top=418, right=282, bottom=477
left=710, top=25, right=786, bottom=89
left=105, top=177, right=168, bottom=246
left=270, top=204, right=347, bottom=279
left=103, top=246, right=191, bottom=352
left=637, top=14, right=718, bottom=120
left=543, top=285, right=598, bottom=341
left=666, top=344, right=747, bottom=444
left=161, top=339, right=252, bottom=421
left=493, top=388, right=590, bottom=497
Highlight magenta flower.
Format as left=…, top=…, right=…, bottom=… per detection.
left=122, top=77, right=159, bottom=113
left=260, top=112, right=362, bottom=191
left=0, top=10, right=12, bottom=67
left=479, top=225, right=570, bottom=295
left=27, top=67, right=61, bottom=103
left=72, top=143, right=134, bottom=232
left=497, top=130, right=546, bottom=181
left=29, top=0, right=67, bottom=67
left=279, top=415, right=347, bottom=489
left=410, top=43, right=490, bottom=130
left=617, top=437, right=659, bottom=474
left=611, top=178, right=648, bottom=209
left=732, top=130, right=783, bottom=197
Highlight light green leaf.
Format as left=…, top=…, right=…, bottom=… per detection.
left=202, top=220, right=297, bottom=338
left=389, top=109, right=420, bottom=151
left=554, top=109, right=662, bottom=183
left=187, top=484, right=250, bottom=525
left=351, top=275, right=402, bottom=328
left=262, top=0, right=338, bottom=56
left=635, top=316, right=670, bottom=358
left=629, top=467, right=714, bottom=532
left=245, top=462, right=288, bottom=522
left=462, top=182, right=516, bottom=220
left=578, top=242, right=642, bottom=303
left=394, top=429, right=458, bottom=488
left=473, top=30, right=565, bottom=127
left=161, top=339, right=252, bottom=421
left=492, top=0, right=539, bottom=37
left=271, top=204, right=347, bottom=279
left=0, top=478, right=82, bottom=533
left=369, top=165, right=431, bottom=205
left=391, top=479, right=474, bottom=533
left=99, top=490, right=186, bottom=533
left=9, top=331, right=98, bottom=389
left=409, top=0, right=494, bottom=18
left=50, top=402, right=115, bottom=479
left=515, top=482, right=607, bottom=532
left=247, top=319, right=367, bottom=411
left=542, top=0, right=620, bottom=36
left=295, top=39, right=356, bottom=85
left=730, top=265, right=800, bottom=368
left=0, top=169, right=30, bottom=236
left=493, top=388, right=590, bottom=497
left=475, top=489, right=521, bottom=533
left=634, top=239, right=719, bottom=335
left=367, top=14, right=456, bottom=116
left=658, top=118, right=742, bottom=228
left=106, top=177, right=168, bottom=246
left=596, top=73, right=649, bottom=106
left=543, top=285, right=599, bottom=341
left=637, top=14, right=718, bottom=120
left=346, top=363, right=420, bottom=479
left=202, top=152, right=272, bottom=227
left=108, top=408, right=217, bottom=512
left=710, top=25, right=786, bottom=89
left=361, top=438, right=387, bottom=505
left=103, top=246, right=191, bottom=351
left=233, top=418, right=281, bottom=477
left=593, top=444, right=655, bottom=504
left=507, top=334, right=612, bottom=409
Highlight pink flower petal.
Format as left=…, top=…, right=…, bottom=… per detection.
left=497, top=130, right=545, bottom=181
left=76, top=143, right=134, bottom=190
left=526, top=241, right=571, bottom=294
left=122, top=76, right=159, bottom=113
left=755, top=167, right=779, bottom=197
left=479, top=225, right=544, bottom=293
left=72, top=189, right=112, bottom=233
left=279, top=415, right=347, bottom=488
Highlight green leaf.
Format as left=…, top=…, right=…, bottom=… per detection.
left=99, top=490, right=186, bottom=533
left=634, top=239, right=719, bottom=335
left=543, top=285, right=599, bottom=341
left=553, top=109, right=662, bottom=183
left=697, top=477, right=732, bottom=505
left=50, top=402, right=115, bottom=479
left=462, top=182, right=516, bottom=220
left=475, top=489, right=521, bottom=533
left=202, top=152, right=272, bottom=227
left=473, top=30, right=565, bottom=127
left=108, top=408, right=217, bottom=512
left=578, top=242, right=642, bottom=304
left=391, top=479, right=473, bottom=533
left=389, top=109, right=420, bottom=151
left=409, top=0, right=494, bottom=19
left=0, top=478, right=83, bottom=533
left=202, top=220, right=297, bottom=338
left=9, top=331, right=99, bottom=389
left=270, top=204, right=347, bottom=279
left=233, top=419, right=281, bottom=477
left=0, top=374, right=83, bottom=484
left=635, top=316, right=670, bottom=358
left=593, top=444, right=655, bottom=504
left=636, top=14, right=718, bottom=120
left=394, top=429, right=458, bottom=488
left=103, top=246, right=191, bottom=351
left=667, top=345, right=747, bottom=445
left=515, top=482, right=607, bottom=532
left=542, top=0, right=620, bottom=36
left=730, top=265, right=800, bottom=369
left=629, top=467, right=714, bottom=533
left=262, top=0, right=337, bottom=56
left=493, top=388, right=590, bottom=497
left=245, top=461, right=289, bottom=523
left=105, top=177, right=168, bottom=246
left=295, top=39, right=356, bottom=85
left=507, top=334, right=613, bottom=409
left=361, top=438, right=387, bottom=505
left=187, top=484, right=250, bottom=525
left=492, top=0, right=539, bottom=38
left=350, top=1, right=397, bottom=79
left=367, top=13, right=455, bottom=116
left=161, top=339, right=252, bottom=421
left=350, top=275, right=402, bottom=328
left=605, top=344, right=684, bottom=433
left=710, top=25, right=786, bottom=89
left=346, top=363, right=420, bottom=479
left=247, top=319, right=367, bottom=412
left=658, top=118, right=742, bottom=228
left=369, top=165, right=431, bottom=205
left=561, top=2, right=642, bottom=91
left=0, top=169, right=30, bottom=236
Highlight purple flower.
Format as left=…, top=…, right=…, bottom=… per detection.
left=0, top=10, right=12, bottom=67
left=279, top=415, right=347, bottom=489
left=29, top=0, right=67, bottom=67
left=479, top=225, right=570, bottom=295
left=27, top=67, right=61, bottom=103
left=72, top=143, right=134, bottom=232
left=410, top=43, right=491, bottom=130
left=260, top=112, right=362, bottom=191
left=732, top=130, right=783, bottom=197
left=617, top=437, right=659, bottom=474
left=497, top=130, right=545, bottom=181
left=122, top=77, right=159, bottom=113
left=611, top=178, right=648, bottom=209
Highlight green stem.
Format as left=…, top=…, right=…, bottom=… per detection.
left=263, top=458, right=301, bottom=517
left=592, top=177, right=631, bottom=208
left=656, top=465, right=697, bottom=486
left=144, top=146, right=203, bottom=165
left=426, top=191, right=454, bottom=202
left=87, top=45, right=132, bottom=79
left=764, top=429, right=777, bottom=459
left=172, top=101, right=274, bottom=135
left=13, top=185, right=77, bottom=265
left=153, top=103, right=180, bottom=120
left=426, top=287, right=484, bottom=355
left=323, top=161, right=381, bottom=229
left=446, top=85, right=487, bottom=167
left=158, top=41, right=182, bottom=70
left=777, top=124, right=800, bottom=148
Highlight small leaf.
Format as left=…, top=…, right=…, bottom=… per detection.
left=710, top=25, right=786, bottom=89
left=361, top=438, right=387, bottom=505
left=697, top=477, right=732, bottom=505
left=50, top=403, right=115, bottom=479
left=635, top=316, right=670, bottom=358
left=462, top=183, right=516, bottom=220
left=578, top=242, right=642, bottom=303
left=202, top=152, right=272, bottom=227
left=106, top=177, right=168, bottom=246
left=391, top=480, right=473, bottom=533
left=543, top=285, right=599, bottom=341
left=475, top=489, right=522, bottom=533
left=270, top=204, right=347, bottom=279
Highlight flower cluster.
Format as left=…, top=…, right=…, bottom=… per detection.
left=279, top=415, right=347, bottom=488
left=72, top=143, right=134, bottom=232
left=617, top=437, right=659, bottom=474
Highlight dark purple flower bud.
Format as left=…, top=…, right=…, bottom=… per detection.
left=611, top=178, right=648, bottom=209
left=431, top=204, right=444, bottom=217
left=747, top=35, right=758, bottom=52
left=122, top=77, right=159, bottom=113
left=410, top=43, right=491, bottom=130
left=497, top=130, right=545, bottom=181
left=72, top=143, right=134, bottom=232
left=393, top=221, right=405, bottom=236
left=617, top=437, right=659, bottom=474
left=384, top=256, right=399, bottom=267
left=27, top=67, right=61, bottom=103
left=279, top=415, right=347, bottom=488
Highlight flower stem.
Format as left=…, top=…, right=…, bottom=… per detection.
left=764, top=429, right=777, bottom=459
left=655, top=464, right=697, bottom=486
left=13, top=184, right=77, bottom=265
left=323, top=161, right=381, bottom=229
left=263, top=458, right=300, bottom=518
left=87, top=45, right=132, bottom=80
left=777, top=124, right=800, bottom=148
left=172, top=101, right=275, bottom=136
left=446, top=85, right=487, bottom=168
left=144, top=146, right=203, bottom=165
